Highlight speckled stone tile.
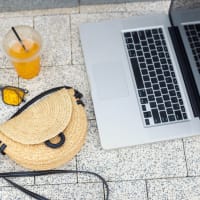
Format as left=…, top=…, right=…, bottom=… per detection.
left=35, top=159, right=77, bottom=185
left=126, top=0, right=170, bottom=14
left=34, top=15, right=71, bottom=67
left=108, top=180, right=147, bottom=200
left=0, top=68, right=19, bottom=124
left=77, top=120, right=187, bottom=182
left=0, top=156, right=34, bottom=187
left=0, top=7, right=79, bottom=19
left=0, top=16, right=33, bottom=68
left=183, top=136, right=200, bottom=176
left=80, top=0, right=127, bottom=13
left=19, top=65, right=94, bottom=120
left=0, top=0, right=79, bottom=12
left=147, top=177, right=200, bottom=200
left=0, top=182, right=104, bottom=200
left=0, top=69, right=33, bottom=186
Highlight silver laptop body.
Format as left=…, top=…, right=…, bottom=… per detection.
left=80, top=1, right=200, bottom=149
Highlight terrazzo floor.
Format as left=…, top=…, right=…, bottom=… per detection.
left=0, top=1, right=200, bottom=199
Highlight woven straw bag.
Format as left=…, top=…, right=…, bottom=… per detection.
left=0, top=86, right=87, bottom=170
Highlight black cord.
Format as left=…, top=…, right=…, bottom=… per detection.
left=0, top=170, right=109, bottom=200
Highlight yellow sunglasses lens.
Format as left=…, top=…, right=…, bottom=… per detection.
left=2, top=87, right=25, bottom=106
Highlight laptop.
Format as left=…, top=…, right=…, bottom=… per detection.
left=80, top=0, right=200, bottom=149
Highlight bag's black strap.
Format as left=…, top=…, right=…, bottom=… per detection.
left=44, top=132, right=65, bottom=148
left=0, top=170, right=109, bottom=200
left=11, top=86, right=72, bottom=119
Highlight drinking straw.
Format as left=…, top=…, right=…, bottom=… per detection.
left=11, top=27, right=28, bottom=52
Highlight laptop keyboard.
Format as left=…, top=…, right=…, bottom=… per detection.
left=184, top=23, right=200, bottom=73
left=123, top=27, right=188, bottom=127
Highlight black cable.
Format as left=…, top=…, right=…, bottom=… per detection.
left=0, top=170, right=109, bottom=200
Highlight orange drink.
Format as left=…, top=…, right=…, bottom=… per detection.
left=3, top=25, right=42, bottom=79
left=8, top=39, right=41, bottom=79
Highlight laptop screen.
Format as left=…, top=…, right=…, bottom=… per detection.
left=170, top=0, right=200, bottom=25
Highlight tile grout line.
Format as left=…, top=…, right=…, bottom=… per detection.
left=75, top=155, right=79, bottom=183
left=69, top=14, right=73, bottom=65
left=34, top=176, right=36, bottom=185
left=181, top=138, right=189, bottom=177
left=33, top=15, right=35, bottom=29
left=2, top=173, right=200, bottom=189
left=78, top=0, right=80, bottom=14
left=145, top=180, right=149, bottom=200
left=102, top=182, right=106, bottom=200
left=76, top=173, right=200, bottom=185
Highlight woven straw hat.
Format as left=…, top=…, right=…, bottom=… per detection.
left=0, top=88, right=87, bottom=170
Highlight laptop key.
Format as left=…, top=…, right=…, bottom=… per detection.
left=140, top=98, right=148, bottom=104
left=152, top=109, right=161, bottom=124
left=149, top=71, right=156, bottom=77
left=173, top=104, right=180, bottom=110
left=132, top=32, right=140, bottom=44
left=156, top=97, right=163, bottom=104
left=171, top=97, right=178, bottom=103
left=152, top=29, right=158, bottom=34
left=141, top=69, right=148, bottom=75
left=138, top=31, right=145, bottom=40
left=154, top=62, right=161, bottom=68
left=167, top=84, right=174, bottom=90
left=150, top=102, right=157, bottom=108
left=142, top=105, right=146, bottom=111
left=175, top=110, right=183, bottom=120
left=182, top=113, right=187, bottom=119
left=161, top=88, right=168, bottom=94
left=162, top=64, right=168, bottom=70
left=143, top=111, right=152, bottom=118
left=155, top=90, right=161, bottom=97
left=137, top=51, right=143, bottom=56
left=143, top=75, right=150, bottom=81
left=129, top=50, right=136, bottom=57
left=169, top=90, right=176, bottom=96
left=127, top=44, right=134, bottom=50
left=158, top=104, right=165, bottom=110
left=124, top=32, right=131, bottom=38
left=163, top=94, right=170, bottom=101
left=147, top=88, right=153, bottom=94
left=130, top=58, right=144, bottom=89
left=153, top=84, right=159, bottom=90
left=145, top=30, right=152, bottom=37
left=145, top=119, right=150, bottom=125
left=181, top=106, right=185, bottom=112
left=160, top=111, right=168, bottom=122
left=159, top=81, right=166, bottom=88
left=126, top=38, right=132, bottom=43
left=168, top=115, right=176, bottom=121
left=148, top=95, right=155, bottom=101
left=167, top=108, right=173, bottom=114
left=138, top=89, right=146, bottom=97
left=165, top=101, right=172, bottom=107
left=138, top=57, right=145, bottom=62
left=135, top=45, right=141, bottom=50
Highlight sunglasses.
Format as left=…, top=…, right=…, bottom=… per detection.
left=1, top=86, right=28, bottom=106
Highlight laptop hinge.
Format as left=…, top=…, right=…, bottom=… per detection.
left=168, top=26, right=200, bottom=118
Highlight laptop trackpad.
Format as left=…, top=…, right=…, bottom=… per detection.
left=91, top=62, right=129, bottom=100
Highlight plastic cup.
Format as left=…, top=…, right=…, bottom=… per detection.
left=2, top=25, right=42, bottom=79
